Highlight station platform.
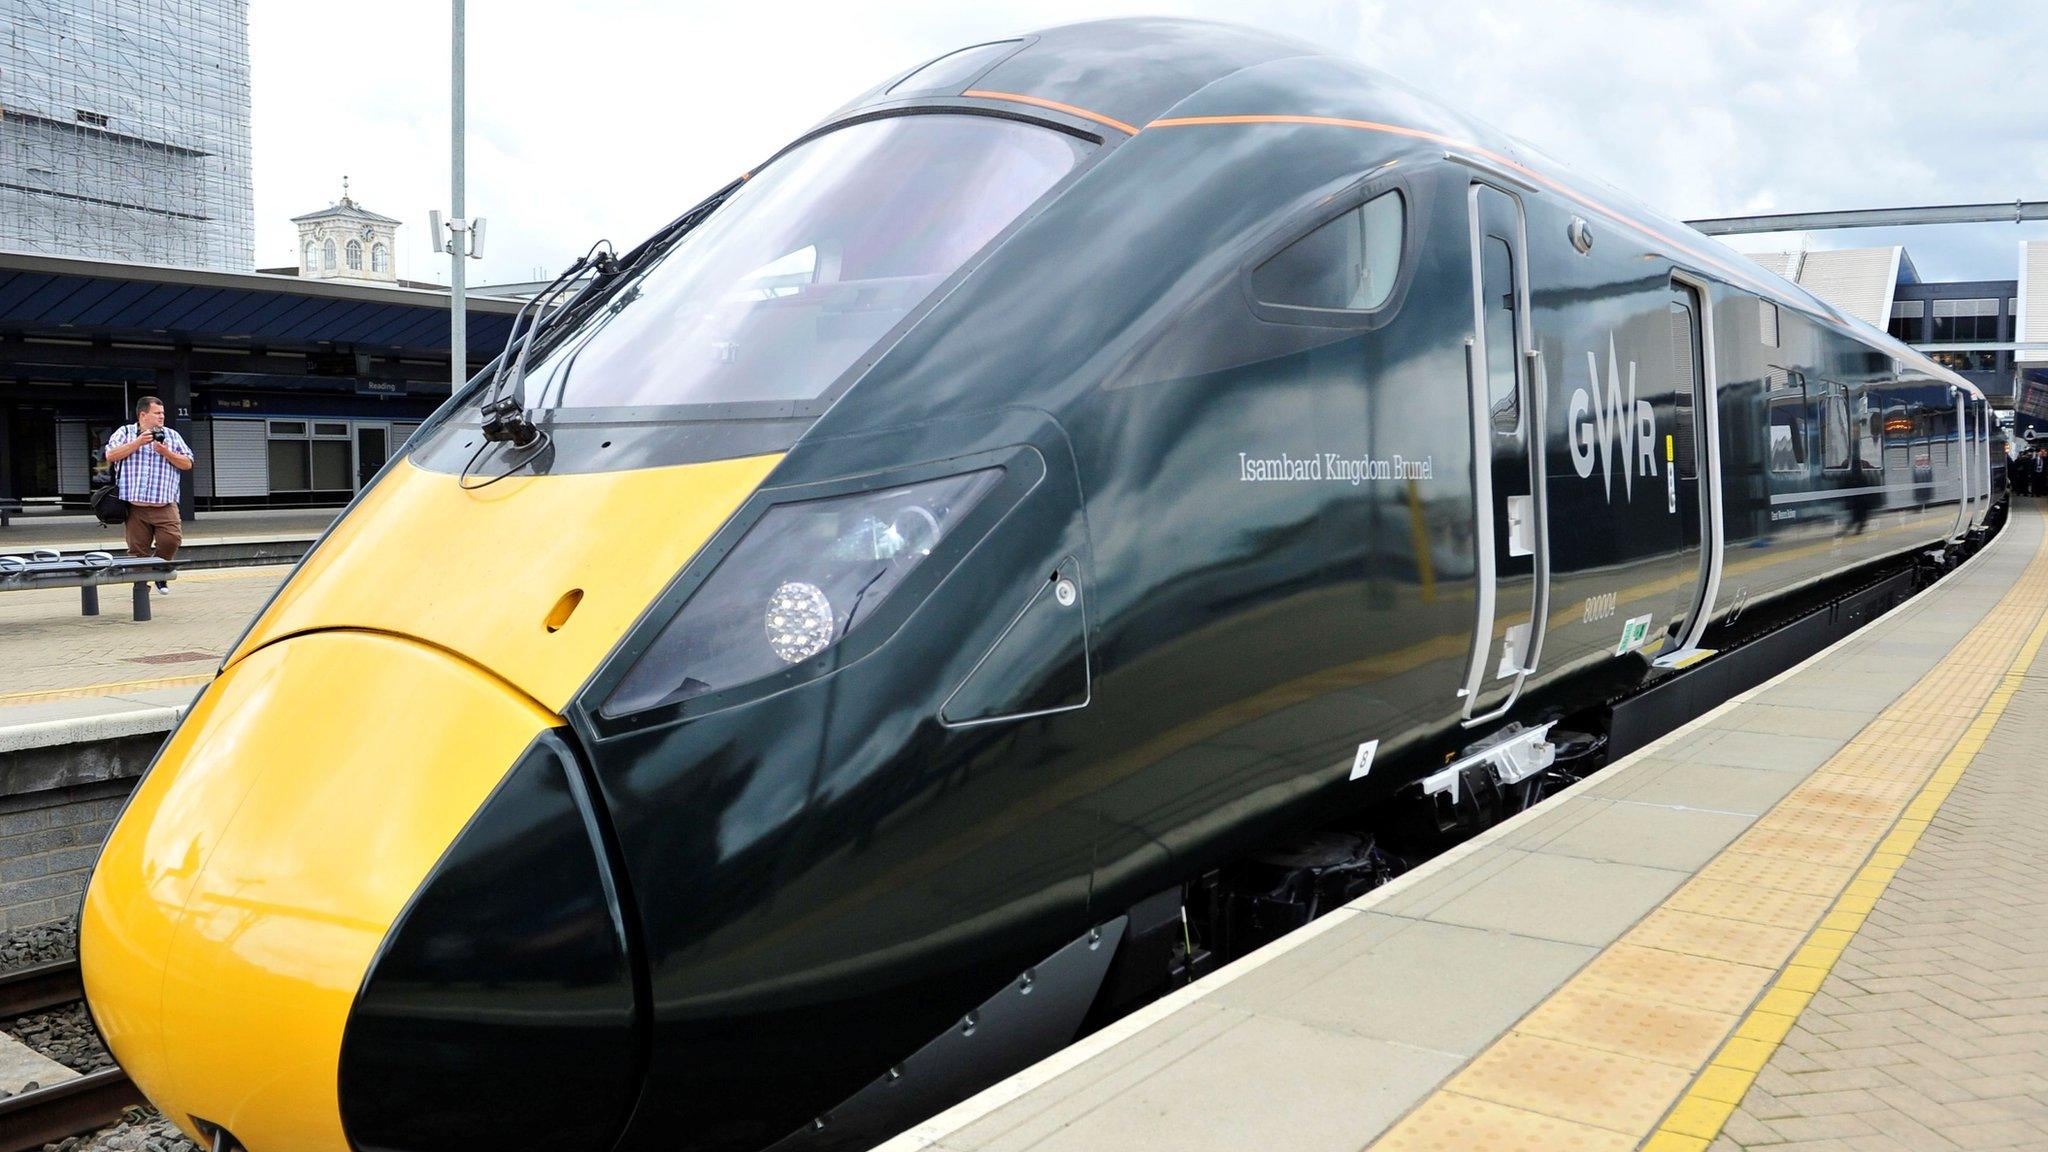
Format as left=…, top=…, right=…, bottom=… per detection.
left=0, top=564, right=287, bottom=796
left=886, top=503, right=2048, bottom=1152
left=0, top=507, right=331, bottom=569
left=0, top=563, right=287, bottom=705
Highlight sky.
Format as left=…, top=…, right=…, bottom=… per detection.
left=250, top=0, right=2048, bottom=288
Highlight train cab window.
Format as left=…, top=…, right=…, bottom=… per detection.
left=733, top=246, right=820, bottom=299
left=1250, top=190, right=1404, bottom=314
left=526, top=114, right=1092, bottom=411
left=1819, top=381, right=1851, bottom=471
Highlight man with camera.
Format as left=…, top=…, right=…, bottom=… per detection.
left=103, top=396, right=194, bottom=595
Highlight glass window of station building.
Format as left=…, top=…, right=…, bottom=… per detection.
left=1916, top=289, right=2015, bottom=376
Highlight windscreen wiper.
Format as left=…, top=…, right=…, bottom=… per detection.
left=474, top=177, right=745, bottom=447
left=478, top=240, right=621, bottom=446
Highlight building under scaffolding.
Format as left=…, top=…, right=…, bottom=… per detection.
left=0, top=0, right=253, bottom=269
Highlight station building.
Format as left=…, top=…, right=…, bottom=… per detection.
left=0, top=248, right=519, bottom=515
left=0, top=1, right=534, bottom=516
left=1, top=0, right=254, bottom=270
left=1743, top=239, right=2048, bottom=427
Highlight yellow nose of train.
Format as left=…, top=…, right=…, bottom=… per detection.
left=80, top=631, right=554, bottom=1148
left=79, top=451, right=780, bottom=1150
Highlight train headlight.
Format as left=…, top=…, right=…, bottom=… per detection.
left=767, top=580, right=835, bottom=664
left=607, top=469, right=1002, bottom=714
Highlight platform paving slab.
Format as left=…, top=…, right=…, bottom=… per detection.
left=1708, top=598, right=2048, bottom=1151
left=886, top=506, right=2046, bottom=1152
left=0, top=564, right=285, bottom=701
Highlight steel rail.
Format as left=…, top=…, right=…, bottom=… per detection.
left=0, top=959, right=82, bottom=1019
left=0, top=958, right=146, bottom=1152
left=0, top=1068, right=145, bottom=1152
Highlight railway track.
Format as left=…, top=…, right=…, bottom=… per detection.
left=0, top=959, right=146, bottom=1152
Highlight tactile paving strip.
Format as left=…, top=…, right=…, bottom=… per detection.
left=1369, top=513, right=2048, bottom=1152
left=1373, top=1092, right=1639, bottom=1152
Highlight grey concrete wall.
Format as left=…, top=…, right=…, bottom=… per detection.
left=1, top=732, right=163, bottom=801
left=0, top=778, right=133, bottom=931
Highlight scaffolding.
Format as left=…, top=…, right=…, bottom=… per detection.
left=0, top=0, right=253, bottom=270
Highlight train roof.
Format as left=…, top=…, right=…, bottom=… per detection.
left=822, top=18, right=1979, bottom=400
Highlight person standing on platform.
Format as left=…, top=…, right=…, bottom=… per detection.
left=2033, top=447, right=2046, bottom=497
left=103, top=396, right=193, bottom=595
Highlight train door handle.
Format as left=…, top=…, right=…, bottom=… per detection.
left=1495, top=622, right=1530, bottom=680
left=1506, top=495, right=1534, bottom=557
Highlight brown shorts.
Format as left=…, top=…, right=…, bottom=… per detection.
left=125, top=503, right=182, bottom=563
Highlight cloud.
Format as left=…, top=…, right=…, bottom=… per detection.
left=251, top=1, right=2047, bottom=287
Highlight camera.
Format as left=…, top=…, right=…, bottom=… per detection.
left=151, top=428, right=166, bottom=443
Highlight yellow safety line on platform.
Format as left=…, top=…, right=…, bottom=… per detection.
left=0, top=673, right=212, bottom=707
left=1367, top=510, right=2048, bottom=1152
left=1641, top=539, right=2048, bottom=1151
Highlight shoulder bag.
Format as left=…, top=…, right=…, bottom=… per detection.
left=90, top=425, right=133, bottom=526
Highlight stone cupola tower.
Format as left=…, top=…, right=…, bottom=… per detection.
left=293, top=177, right=402, bottom=283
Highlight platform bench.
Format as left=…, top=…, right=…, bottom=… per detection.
left=0, top=550, right=177, bottom=621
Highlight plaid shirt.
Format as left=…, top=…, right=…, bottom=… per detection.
left=106, top=424, right=193, bottom=506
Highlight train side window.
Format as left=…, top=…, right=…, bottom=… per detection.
left=1854, top=389, right=1883, bottom=470
left=1480, top=235, right=1520, bottom=434
left=1883, top=403, right=1910, bottom=472
left=1250, top=190, right=1404, bottom=313
left=1765, top=369, right=1806, bottom=474
left=1819, top=381, right=1851, bottom=471
left=1768, top=406, right=1804, bottom=472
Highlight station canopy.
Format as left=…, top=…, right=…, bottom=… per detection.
left=0, top=249, right=523, bottom=391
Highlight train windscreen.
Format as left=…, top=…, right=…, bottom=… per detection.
left=526, top=114, right=1091, bottom=412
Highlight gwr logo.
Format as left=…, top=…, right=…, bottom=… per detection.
left=1568, top=335, right=1658, bottom=501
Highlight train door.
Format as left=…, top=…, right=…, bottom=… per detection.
left=1657, top=275, right=1724, bottom=664
left=355, top=423, right=390, bottom=490
left=1458, top=182, right=1550, bottom=724
left=1978, top=400, right=1989, bottom=520
left=1951, top=390, right=1971, bottom=539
